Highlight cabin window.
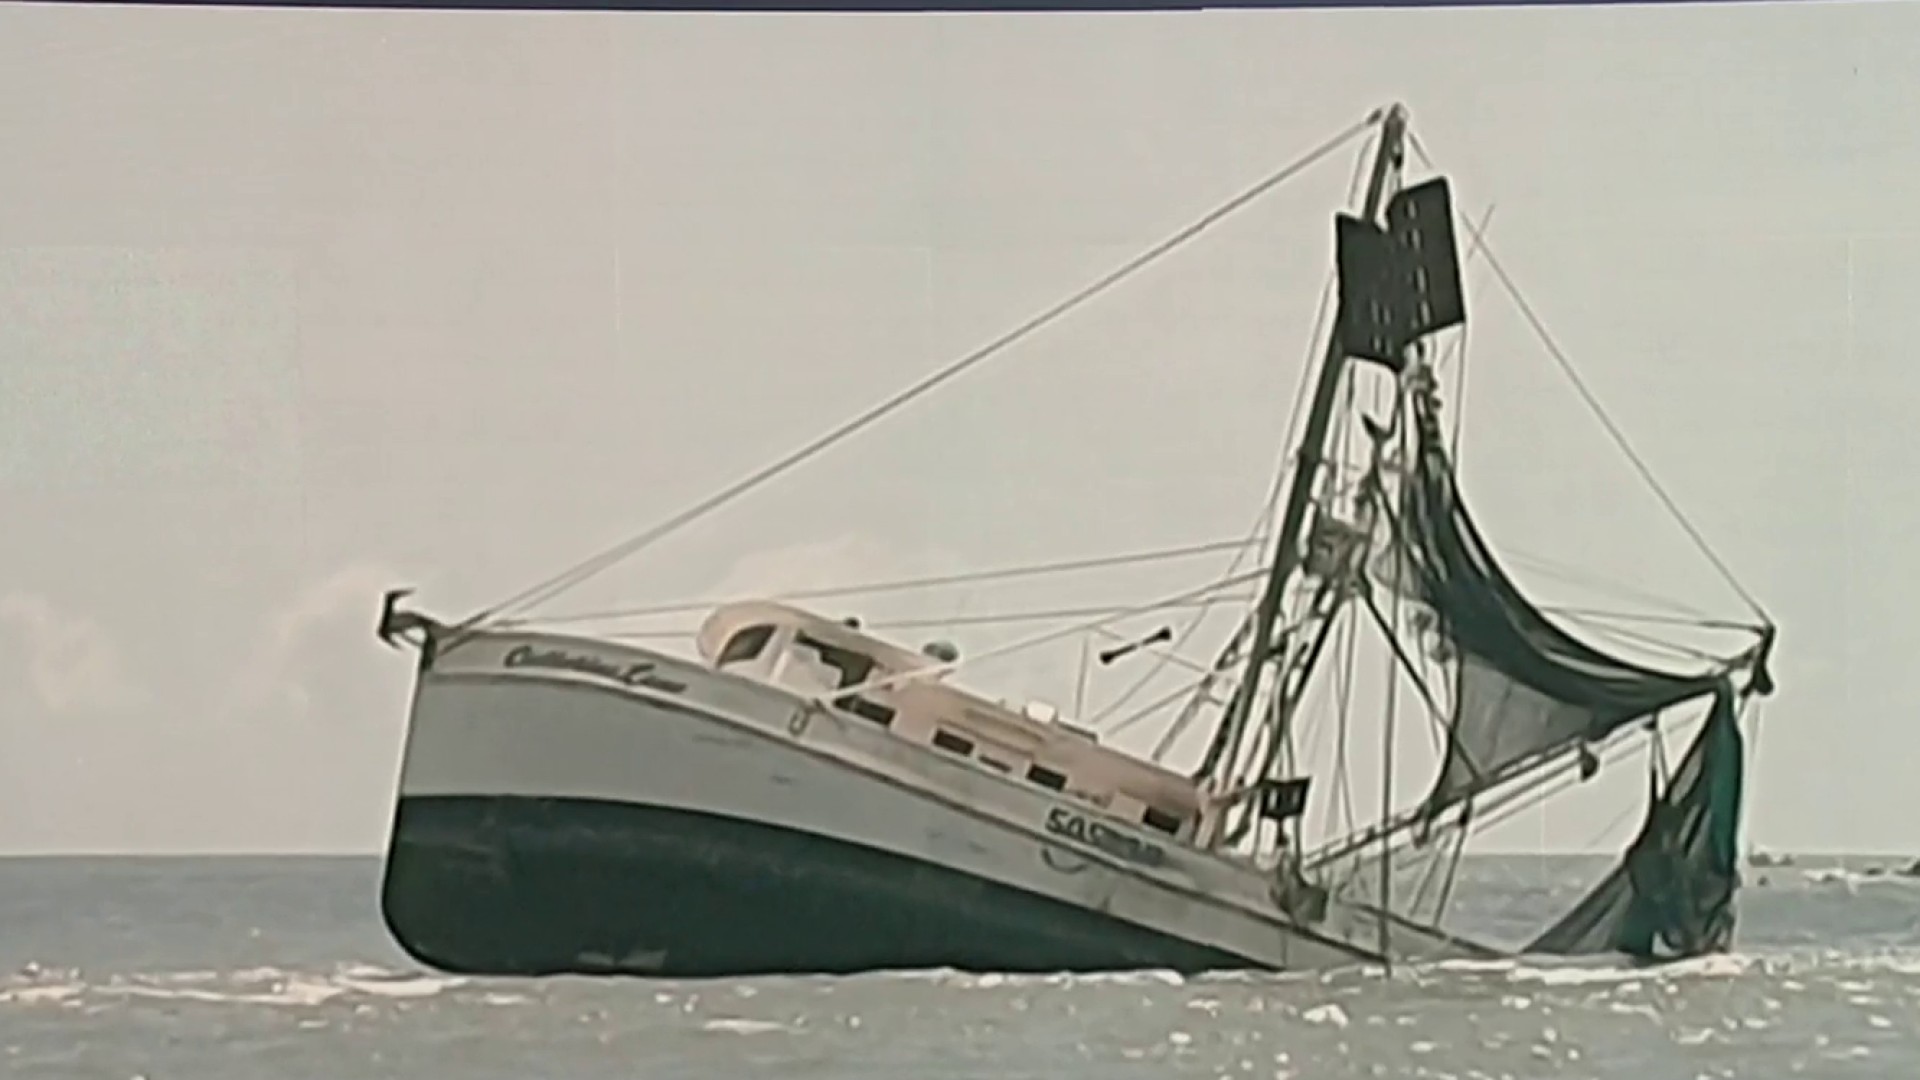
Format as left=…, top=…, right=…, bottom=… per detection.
left=717, top=624, right=775, bottom=667
left=1141, top=806, right=1185, bottom=837
left=792, top=632, right=877, bottom=690
left=833, top=694, right=896, bottom=728
left=979, top=756, right=1012, bottom=773
left=1026, top=764, right=1068, bottom=791
left=932, top=729, right=975, bottom=756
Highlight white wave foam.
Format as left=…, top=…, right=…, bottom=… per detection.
left=335, top=972, right=465, bottom=999
left=701, top=1017, right=796, bottom=1035
left=1412, top=951, right=1753, bottom=988
left=1803, top=867, right=1920, bottom=889
left=1509, top=953, right=1752, bottom=986
left=895, top=968, right=1187, bottom=991
left=1300, top=1003, right=1349, bottom=1027
left=0, top=964, right=467, bottom=1010
left=0, top=983, right=83, bottom=1006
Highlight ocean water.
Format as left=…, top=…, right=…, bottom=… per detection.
left=1, top=855, right=1917, bottom=1078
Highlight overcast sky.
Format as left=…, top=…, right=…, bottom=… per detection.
left=0, top=1, right=1909, bottom=855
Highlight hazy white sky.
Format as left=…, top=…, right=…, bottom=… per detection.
left=0, top=1, right=1910, bottom=854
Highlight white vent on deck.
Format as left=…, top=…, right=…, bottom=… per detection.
left=1055, top=721, right=1100, bottom=743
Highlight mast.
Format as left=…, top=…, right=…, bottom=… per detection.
left=1210, top=105, right=1409, bottom=783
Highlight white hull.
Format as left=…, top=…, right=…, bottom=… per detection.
left=381, top=629, right=1490, bottom=977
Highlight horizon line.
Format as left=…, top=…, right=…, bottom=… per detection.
left=0, top=845, right=1909, bottom=860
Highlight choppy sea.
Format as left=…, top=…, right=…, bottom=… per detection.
left=1, top=855, right=1916, bottom=1078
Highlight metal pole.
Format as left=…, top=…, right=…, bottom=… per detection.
left=1380, top=567, right=1400, bottom=974
left=1074, top=635, right=1092, bottom=719
left=1214, top=104, right=1410, bottom=775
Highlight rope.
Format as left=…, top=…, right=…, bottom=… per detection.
left=464, top=113, right=1385, bottom=629
left=504, top=536, right=1263, bottom=627
left=1445, top=203, right=1496, bottom=459
left=815, top=567, right=1271, bottom=705
left=1108, top=673, right=1221, bottom=744
left=1551, top=615, right=1739, bottom=666
left=1086, top=263, right=1346, bottom=728
left=1332, top=606, right=1360, bottom=844
left=1106, top=131, right=1376, bottom=752
left=599, top=595, right=1256, bottom=641
left=1407, top=131, right=1768, bottom=625
left=1472, top=237, right=1768, bottom=621
left=1534, top=605, right=1760, bottom=633
left=1325, top=721, right=1659, bottom=876
left=1504, top=548, right=1720, bottom=623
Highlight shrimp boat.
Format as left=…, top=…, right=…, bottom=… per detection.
left=374, top=104, right=1777, bottom=978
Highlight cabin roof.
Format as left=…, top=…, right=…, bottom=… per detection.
left=696, top=600, right=939, bottom=675
left=695, top=599, right=1203, bottom=813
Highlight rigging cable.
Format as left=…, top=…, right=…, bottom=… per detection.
left=462, top=113, right=1386, bottom=630
left=1550, top=616, right=1732, bottom=666
left=816, top=567, right=1271, bottom=704
left=1114, top=674, right=1217, bottom=746
left=504, top=536, right=1263, bottom=627
left=1085, top=271, right=1332, bottom=730
left=1505, top=549, right=1724, bottom=625
left=1319, top=600, right=1361, bottom=851
left=1444, top=203, right=1497, bottom=459
left=1333, top=713, right=1671, bottom=877
left=1407, top=131, right=1768, bottom=626
left=599, top=595, right=1259, bottom=642
left=1086, top=126, right=1380, bottom=732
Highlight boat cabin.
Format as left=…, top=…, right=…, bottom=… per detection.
left=696, top=601, right=1206, bottom=844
